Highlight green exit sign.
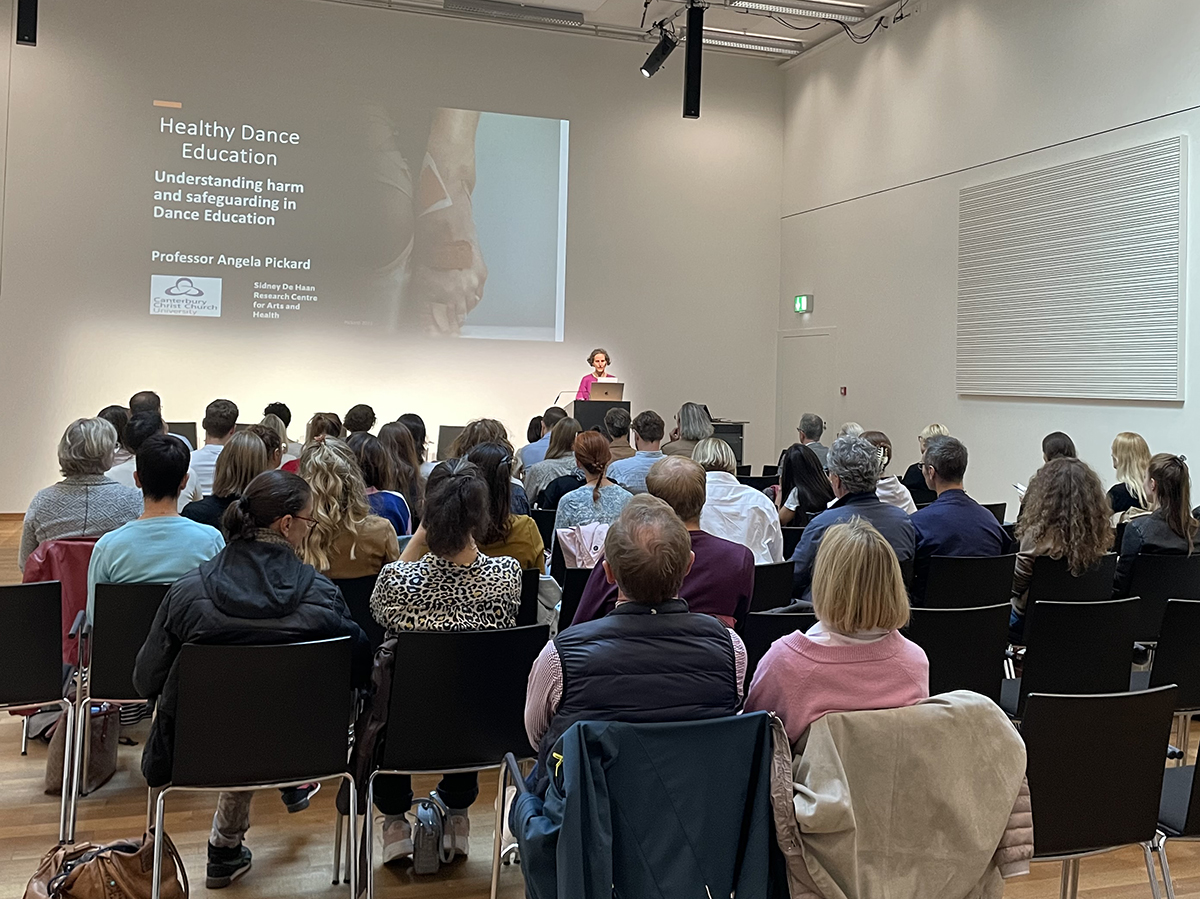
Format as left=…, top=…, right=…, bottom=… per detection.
left=794, top=294, right=813, bottom=313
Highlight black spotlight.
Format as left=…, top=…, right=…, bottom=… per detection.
left=640, top=32, right=677, bottom=78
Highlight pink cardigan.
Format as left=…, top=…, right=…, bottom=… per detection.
left=745, top=629, right=929, bottom=745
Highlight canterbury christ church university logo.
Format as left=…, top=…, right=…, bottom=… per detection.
left=150, top=275, right=222, bottom=317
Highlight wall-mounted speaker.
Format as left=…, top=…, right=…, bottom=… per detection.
left=16, top=0, right=37, bottom=46
left=683, top=4, right=703, bottom=119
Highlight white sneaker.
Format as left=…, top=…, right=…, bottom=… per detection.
left=499, top=785, right=518, bottom=851
left=442, top=812, right=470, bottom=858
left=381, top=815, right=413, bottom=864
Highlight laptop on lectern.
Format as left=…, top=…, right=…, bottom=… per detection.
left=590, top=381, right=624, bottom=401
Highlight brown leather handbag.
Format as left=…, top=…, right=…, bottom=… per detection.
left=23, top=831, right=188, bottom=899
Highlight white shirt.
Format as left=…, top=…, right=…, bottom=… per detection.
left=190, top=444, right=224, bottom=497
left=876, top=476, right=917, bottom=515
left=698, top=471, right=784, bottom=564
left=107, top=458, right=202, bottom=512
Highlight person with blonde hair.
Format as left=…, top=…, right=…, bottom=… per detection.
left=901, top=423, right=950, bottom=506
left=1114, top=453, right=1199, bottom=596
left=836, top=422, right=864, bottom=440
left=694, top=436, right=784, bottom=564
left=20, top=417, right=143, bottom=571
left=259, top=413, right=297, bottom=466
left=524, top=417, right=583, bottom=505
left=744, top=516, right=929, bottom=745
left=663, top=402, right=714, bottom=457
left=182, top=430, right=271, bottom=532
left=1109, top=431, right=1151, bottom=516
left=299, top=437, right=399, bottom=579
left=281, top=412, right=345, bottom=474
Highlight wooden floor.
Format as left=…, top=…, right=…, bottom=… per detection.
left=4, top=517, right=1200, bottom=897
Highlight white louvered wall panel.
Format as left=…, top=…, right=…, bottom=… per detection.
left=956, top=137, right=1186, bottom=400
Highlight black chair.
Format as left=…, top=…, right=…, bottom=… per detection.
left=735, top=464, right=751, bottom=476
left=1156, top=723, right=1200, bottom=899
left=736, top=475, right=776, bottom=492
left=531, top=508, right=556, bottom=550
left=362, top=625, right=549, bottom=898
left=1002, top=598, right=1138, bottom=719
left=517, top=568, right=542, bottom=627
left=905, top=604, right=1010, bottom=702
left=749, top=561, right=793, bottom=612
left=550, top=540, right=566, bottom=586
left=166, top=421, right=198, bottom=448
left=1123, top=554, right=1200, bottom=643
left=921, top=554, right=1016, bottom=609
left=1131, top=599, right=1200, bottom=765
left=1114, top=520, right=1128, bottom=553
left=740, top=611, right=815, bottom=693
left=981, top=502, right=1006, bottom=524
left=150, top=637, right=359, bottom=899
left=781, top=527, right=805, bottom=560
left=1023, top=687, right=1177, bottom=899
left=558, top=568, right=593, bottom=632
left=332, top=575, right=385, bottom=649
left=898, top=557, right=914, bottom=590
left=1027, top=553, right=1118, bottom=603
left=0, top=581, right=74, bottom=843
left=761, top=465, right=778, bottom=478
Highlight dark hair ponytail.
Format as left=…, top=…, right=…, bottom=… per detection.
left=1149, top=453, right=1198, bottom=554
left=423, top=457, right=490, bottom=557
left=222, top=469, right=312, bottom=541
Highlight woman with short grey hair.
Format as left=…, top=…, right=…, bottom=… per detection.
left=826, top=435, right=883, bottom=495
left=663, top=402, right=715, bottom=458
left=19, top=417, right=143, bottom=571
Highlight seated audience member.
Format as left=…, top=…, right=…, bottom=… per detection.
left=909, top=436, right=1007, bottom=602
left=777, top=443, right=834, bottom=525
left=662, top=402, right=714, bottom=457
left=527, top=416, right=543, bottom=445
left=519, top=406, right=568, bottom=471
left=348, top=432, right=411, bottom=535
left=524, top=418, right=583, bottom=504
left=379, top=421, right=426, bottom=520
left=788, top=436, right=914, bottom=604
left=98, top=405, right=131, bottom=465
left=467, top=442, right=545, bottom=571
left=694, top=437, right=784, bottom=565
left=901, top=423, right=949, bottom=506
left=553, top=431, right=633, bottom=537
left=606, top=410, right=666, bottom=495
left=259, top=414, right=297, bottom=466
left=1109, top=431, right=1151, bottom=517
left=109, top=412, right=203, bottom=511
left=837, top=422, right=864, bottom=439
left=281, top=412, right=345, bottom=473
left=344, top=403, right=376, bottom=436
left=130, top=390, right=194, bottom=449
left=535, top=469, right=587, bottom=512
left=524, top=495, right=746, bottom=794
left=796, top=413, right=829, bottom=470
left=1010, top=457, right=1112, bottom=638
left=862, top=430, right=917, bottom=514
left=88, top=434, right=225, bottom=619
left=20, top=417, right=143, bottom=572
left=370, top=458, right=521, bottom=861
left=573, top=456, right=754, bottom=626
left=604, top=407, right=636, bottom=461
left=263, top=402, right=302, bottom=456
left=1113, top=453, right=1197, bottom=596
left=450, top=418, right=530, bottom=514
left=247, top=423, right=284, bottom=471
left=300, top=438, right=400, bottom=580
left=1041, top=430, right=1077, bottom=462
left=191, top=399, right=239, bottom=496
left=182, top=431, right=271, bottom=532
left=745, top=517, right=929, bottom=746
left=133, top=470, right=370, bottom=889
left=398, top=412, right=436, bottom=480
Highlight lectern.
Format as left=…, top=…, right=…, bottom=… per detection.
left=566, top=400, right=630, bottom=434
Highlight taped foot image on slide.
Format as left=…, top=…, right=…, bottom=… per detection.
left=150, top=274, right=222, bottom=317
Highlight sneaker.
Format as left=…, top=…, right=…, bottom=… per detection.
left=206, top=843, right=252, bottom=889
left=280, top=782, right=320, bottom=813
left=381, top=815, right=414, bottom=864
left=443, top=810, right=470, bottom=858
left=498, top=785, right=518, bottom=851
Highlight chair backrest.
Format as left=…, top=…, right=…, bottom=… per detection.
left=332, top=575, right=385, bottom=649
left=1022, top=686, right=1177, bottom=856
left=23, top=537, right=100, bottom=666
left=166, top=421, right=198, bottom=448
left=517, top=568, right=542, bottom=627
left=981, top=502, right=1006, bottom=524
left=905, top=605, right=1010, bottom=702
left=172, top=637, right=354, bottom=787
left=549, top=539, right=566, bottom=586
left=781, top=527, right=805, bottom=560
left=1113, top=520, right=1127, bottom=553
left=749, top=561, right=794, bottom=612
left=1017, top=598, right=1138, bottom=716
left=740, top=611, right=815, bottom=692
left=531, top=509, right=556, bottom=550
left=557, top=568, right=593, bottom=633
left=761, top=465, right=779, bottom=478
left=736, top=475, right=776, bottom=492
left=898, top=557, right=914, bottom=590
left=1027, top=553, right=1117, bottom=603
left=922, top=555, right=1016, bottom=609
left=0, top=581, right=63, bottom=708
left=735, top=464, right=751, bottom=476
left=1125, top=554, right=1200, bottom=643
left=384, top=625, right=549, bottom=770
left=89, top=583, right=171, bottom=701
left=1150, top=599, right=1200, bottom=709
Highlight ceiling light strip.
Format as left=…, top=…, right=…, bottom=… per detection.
left=726, top=0, right=864, bottom=23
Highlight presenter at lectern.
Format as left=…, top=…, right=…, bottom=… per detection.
left=576, top=348, right=616, bottom=400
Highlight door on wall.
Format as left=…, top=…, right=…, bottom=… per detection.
left=775, top=328, right=841, bottom=453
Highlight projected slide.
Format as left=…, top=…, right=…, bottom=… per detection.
left=149, top=105, right=568, bottom=340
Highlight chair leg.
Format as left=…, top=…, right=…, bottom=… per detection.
left=347, top=780, right=359, bottom=897
left=21, top=715, right=28, bottom=756
left=1155, top=833, right=1176, bottom=899
left=79, top=704, right=93, bottom=796
left=490, top=766, right=505, bottom=899
left=1143, top=841, right=1164, bottom=899
left=1180, top=716, right=1192, bottom=767
left=1059, top=859, right=1080, bottom=899
left=151, top=787, right=169, bottom=899
left=332, top=813, right=343, bottom=885
left=57, top=702, right=73, bottom=844
left=366, top=777, right=376, bottom=899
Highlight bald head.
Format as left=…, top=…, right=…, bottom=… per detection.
left=646, top=455, right=707, bottom=526
left=603, top=494, right=694, bottom=605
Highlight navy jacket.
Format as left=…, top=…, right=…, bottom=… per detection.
left=909, top=489, right=1007, bottom=602
left=789, top=491, right=915, bottom=601
left=516, top=713, right=780, bottom=899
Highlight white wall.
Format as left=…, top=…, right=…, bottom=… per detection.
left=0, top=0, right=784, bottom=510
left=779, top=0, right=1200, bottom=506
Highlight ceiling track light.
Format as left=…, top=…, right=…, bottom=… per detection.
left=726, top=0, right=864, bottom=23
left=640, top=30, right=678, bottom=76
left=442, top=0, right=585, bottom=27
left=702, top=27, right=803, bottom=54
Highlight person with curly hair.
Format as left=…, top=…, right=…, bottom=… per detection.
left=298, top=437, right=399, bottom=579
left=1010, top=456, right=1113, bottom=637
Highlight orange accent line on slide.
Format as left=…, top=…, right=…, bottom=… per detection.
left=153, top=100, right=182, bottom=108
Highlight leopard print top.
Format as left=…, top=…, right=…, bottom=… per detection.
left=369, top=550, right=521, bottom=632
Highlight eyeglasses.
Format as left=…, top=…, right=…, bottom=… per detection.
left=293, top=515, right=318, bottom=525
